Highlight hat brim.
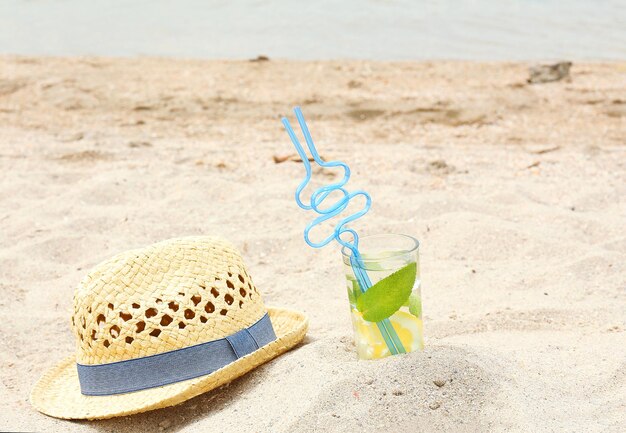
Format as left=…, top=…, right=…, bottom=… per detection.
left=30, top=307, right=308, bottom=420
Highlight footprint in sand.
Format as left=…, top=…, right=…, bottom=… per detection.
left=0, top=79, right=27, bottom=96
left=55, top=150, right=113, bottom=163
left=345, top=108, right=386, bottom=121
left=345, top=103, right=489, bottom=126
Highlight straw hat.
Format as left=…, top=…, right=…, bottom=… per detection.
left=30, top=236, right=308, bottom=420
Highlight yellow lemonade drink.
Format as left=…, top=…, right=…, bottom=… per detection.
left=342, top=234, right=423, bottom=360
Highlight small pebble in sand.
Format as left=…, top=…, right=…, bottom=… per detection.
left=128, top=140, right=152, bottom=148
left=427, top=159, right=456, bottom=175
left=158, top=419, right=172, bottom=431
left=528, top=61, right=572, bottom=84
left=250, top=55, right=270, bottom=62
left=433, top=379, right=446, bottom=388
left=273, top=153, right=329, bottom=164
left=59, top=131, right=84, bottom=142
left=429, top=401, right=442, bottom=410
left=392, top=389, right=404, bottom=396
left=526, top=161, right=541, bottom=169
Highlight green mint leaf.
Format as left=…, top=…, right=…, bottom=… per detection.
left=403, top=295, right=411, bottom=307
left=356, top=262, right=416, bottom=322
left=347, top=284, right=357, bottom=305
left=352, top=279, right=362, bottom=302
left=347, top=277, right=362, bottom=305
left=408, top=293, right=422, bottom=317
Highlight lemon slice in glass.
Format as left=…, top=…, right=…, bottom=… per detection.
left=350, top=309, right=423, bottom=359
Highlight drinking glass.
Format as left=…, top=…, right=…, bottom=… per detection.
left=341, top=234, right=423, bottom=360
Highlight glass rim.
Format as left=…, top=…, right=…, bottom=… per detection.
left=340, top=233, right=419, bottom=261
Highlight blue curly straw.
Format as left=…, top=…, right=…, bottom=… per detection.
left=282, top=106, right=406, bottom=356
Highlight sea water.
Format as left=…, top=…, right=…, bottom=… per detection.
left=0, top=0, right=624, bottom=60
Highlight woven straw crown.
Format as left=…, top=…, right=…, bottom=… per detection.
left=72, top=236, right=266, bottom=365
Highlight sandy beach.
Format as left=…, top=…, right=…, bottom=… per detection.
left=0, top=57, right=625, bottom=432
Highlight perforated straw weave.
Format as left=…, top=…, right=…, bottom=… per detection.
left=30, top=236, right=308, bottom=420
